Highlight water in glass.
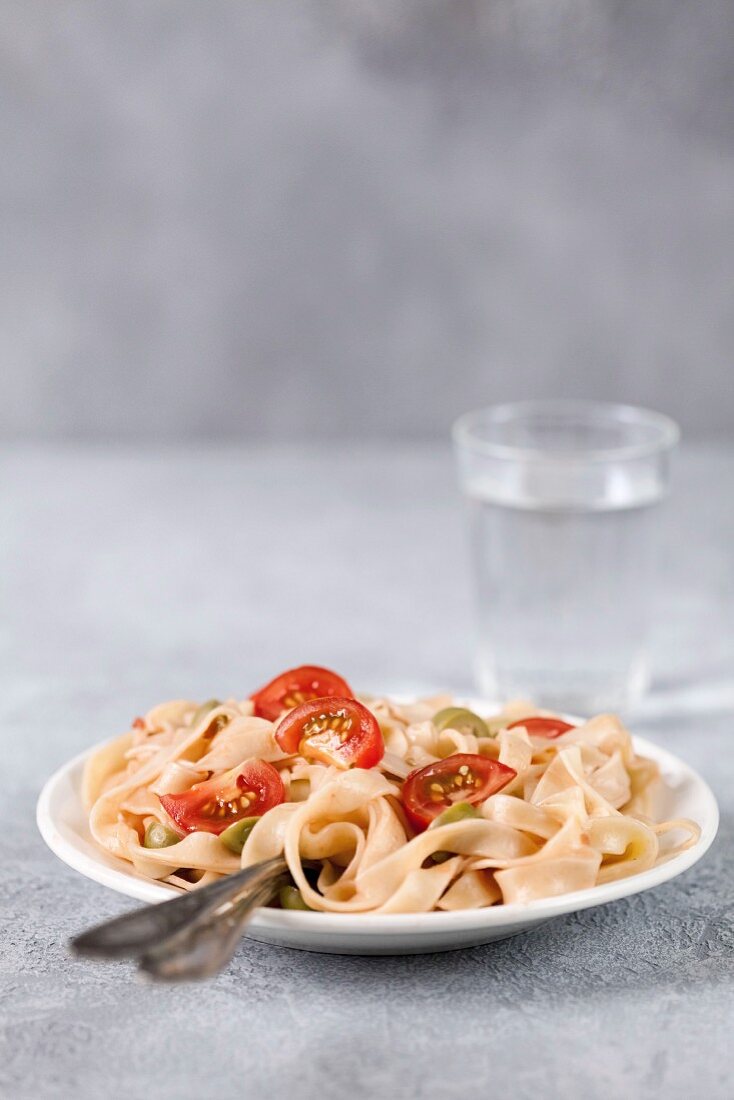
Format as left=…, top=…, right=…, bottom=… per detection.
left=455, top=401, right=678, bottom=715
left=468, top=483, right=662, bottom=714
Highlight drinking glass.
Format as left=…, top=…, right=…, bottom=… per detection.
left=453, top=400, right=679, bottom=715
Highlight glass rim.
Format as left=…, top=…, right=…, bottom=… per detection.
left=452, top=400, right=680, bottom=464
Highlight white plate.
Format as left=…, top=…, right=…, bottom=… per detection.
left=37, top=713, right=719, bottom=955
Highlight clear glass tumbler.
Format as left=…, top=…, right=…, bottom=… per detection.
left=453, top=400, right=679, bottom=715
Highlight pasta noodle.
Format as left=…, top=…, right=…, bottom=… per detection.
left=84, top=692, right=700, bottom=912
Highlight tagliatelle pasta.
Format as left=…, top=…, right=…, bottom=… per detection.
left=84, top=686, right=701, bottom=913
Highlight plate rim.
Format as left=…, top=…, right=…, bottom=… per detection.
left=36, top=714, right=720, bottom=936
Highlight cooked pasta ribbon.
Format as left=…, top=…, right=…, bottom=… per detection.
left=84, top=696, right=701, bottom=911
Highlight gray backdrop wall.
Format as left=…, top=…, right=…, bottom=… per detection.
left=2, top=1, right=733, bottom=442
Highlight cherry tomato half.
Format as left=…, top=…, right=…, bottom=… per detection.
left=251, top=665, right=353, bottom=721
left=401, top=753, right=517, bottom=832
left=506, top=716, right=576, bottom=739
left=274, top=696, right=384, bottom=770
left=158, top=759, right=284, bottom=835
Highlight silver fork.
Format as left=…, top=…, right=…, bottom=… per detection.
left=70, top=857, right=288, bottom=981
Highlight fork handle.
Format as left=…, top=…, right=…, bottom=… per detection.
left=71, top=857, right=287, bottom=960
left=139, top=881, right=278, bottom=981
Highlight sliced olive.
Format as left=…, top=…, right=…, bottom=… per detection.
left=143, top=821, right=181, bottom=849
left=429, top=801, right=479, bottom=830
left=219, top=816, right=260, bottom=855
left=429, top=802, right=478, bottom=863
left=433, top=706, right=490, bottom=739
left=202, top=713, right=229, bottom=740
left=190, top=698, right=221, bottom=728
left=278, top=885, right=313, bottom=911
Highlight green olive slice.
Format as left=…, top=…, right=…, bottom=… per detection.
left=219, top=816, right=260, bottom=855
left=429, top=801, right=479, bottom=830
left=143, top=821, right=181, bottom=849
left=432, top=706, right=490, bottom=739
left=190, top=699, right=221, bottom=728
left=279, top=885, right=313, bottom=911
left=428, top=802, right=479, bottom=862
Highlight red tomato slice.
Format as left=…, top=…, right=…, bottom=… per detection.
left=401, top=753, right=517, bottom=832
left=507, top=716, right=576, bottom=739
left=158, top=760, right=284, bottom=835
left=251, top=665, right=353, bottom=721
left=274, top=696, right=384, bottom=770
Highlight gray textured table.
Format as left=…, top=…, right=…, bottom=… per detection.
left=2, top=443, right=732, bottom=1100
